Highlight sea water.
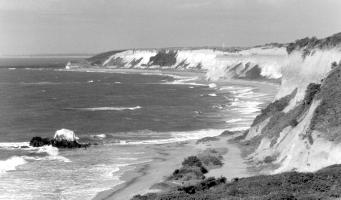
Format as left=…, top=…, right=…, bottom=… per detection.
left=0, top=65, right=275, bottom=199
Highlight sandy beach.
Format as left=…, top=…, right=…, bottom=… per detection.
left=93, top=134, right=254, bottom=200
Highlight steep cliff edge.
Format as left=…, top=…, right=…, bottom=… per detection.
left=245, top=32, right=341, bottom=173
left=66, top=45, right=286, bottom=82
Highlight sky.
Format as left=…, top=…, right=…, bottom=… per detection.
left=0, top=0, right=341, bottom=55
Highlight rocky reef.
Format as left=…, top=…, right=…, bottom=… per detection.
left=30, top=129, right=90, bottom=148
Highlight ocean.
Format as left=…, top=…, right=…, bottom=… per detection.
left=0, top=62, right=275, bottom=200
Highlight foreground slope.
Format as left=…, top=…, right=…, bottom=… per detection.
left=132, top=164, right=341, bottom=200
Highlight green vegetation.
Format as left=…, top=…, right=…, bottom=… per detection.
left=196, top=137, right=219, bottom=144
left=310, top=65, right=341, bottom=141
left=149, top=50, right=177, bottom=67
left=86, top=50, right=124, bottom=65
left=175, top=59, right=189, bottom=69
left=103, top=57, right=126, bottom=67
left=262, top=82, right=320, bottom=147
left=252, top=89, right=297, bottom=126
left=244, top=65, right=262, bottom=79
left=286, top=32, right=341, bottom=57
left=132, top=164, right=341, bottom=200
left=197, top=148, right=224, bottom=169
left=130, top=58, right=143, bottom=68
left=169, top=156, right=208, bottom=181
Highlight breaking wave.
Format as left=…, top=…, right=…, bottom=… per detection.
left=0, top=156, right=27, bottom=174
left=112, top=129, right=225, bottom=145
left=67, top=106, right=142, bottom=111
left=0, top=142, right=71, bottom=173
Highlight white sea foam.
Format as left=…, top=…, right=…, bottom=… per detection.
left=208, top=83, right=217, bottom=88
left=71, top=106, right=142, bottom=111
left=36, top=145, right=71, bottom=162
left=92, top=134, right=107, bottom=139
left=225, top=118, right=244, bottom=123
left=0, top=142, right=30, bottom=149
left=0, top=156, right=27, bottom=174
left=207, top=93, right=217, bottom=97
left=163, top=75, right=206, bottom=86
left=117, top=129, right=224, bottom=145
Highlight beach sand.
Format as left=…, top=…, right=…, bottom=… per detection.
left=93, top=142, right=199, bottom=200
left=93, top=134, right=259, bottom=200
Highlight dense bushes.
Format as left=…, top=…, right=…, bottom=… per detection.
left=196, top=137, right=219, bottom=144
left=86, top=50, right=124, bottom=65
left=170, top=156, right=208, bottom=181
left=252, top=89, right=297, bottom=126
left=149, top=50, right=177, bottom=66
left=286, top=32, right=341, bottom=57
left=182, top=156, right=203, bottom=167
left=177, top=177, right=226, bottom=194
left=133, top=164, right=341, bottom=200
left=197, top=148, right=224, bottom=168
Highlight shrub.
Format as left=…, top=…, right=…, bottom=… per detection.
left=182, top=156, right=203, bottom=168
left=149, top=50, right=177, bottom=66
left=196, top=137, right=219, bottom=144
left=264, top=155, right=276, bottom=163
left=199, top=155, right=223, bottom=167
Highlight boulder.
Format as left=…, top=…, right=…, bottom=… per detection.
left=54, top=129, right=79, bottom=142
left=29, top=129, right=90, bottom=148
left=29, top=137, right=51, bottom=147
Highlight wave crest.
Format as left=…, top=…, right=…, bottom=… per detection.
left=0, top=156, right=27, bottom=174
left=67, top=106, right=142, bottom=111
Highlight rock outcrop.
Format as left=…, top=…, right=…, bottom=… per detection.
left=30, top=129, right=90, bottom=148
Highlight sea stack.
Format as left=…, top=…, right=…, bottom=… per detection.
left=29, top=129, right=90, bottom=148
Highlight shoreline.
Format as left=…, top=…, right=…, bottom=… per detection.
left=88, top=68, right=279, bottom=200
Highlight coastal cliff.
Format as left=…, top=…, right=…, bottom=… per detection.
left=70, top=33, right=341, bottom=174
left=126, top=32, right=341, bottom=200
left=245, top=32, right=341, bottom=173
left=66, top=45, right=286, bottom=82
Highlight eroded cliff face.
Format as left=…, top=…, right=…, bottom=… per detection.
left=245, top=33, right=341, bottom=173
left=67, top=46, right=287, bottom=82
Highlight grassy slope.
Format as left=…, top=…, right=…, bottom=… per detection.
left=132, top=164, right=341, bottom=200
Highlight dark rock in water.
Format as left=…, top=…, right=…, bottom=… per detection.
left=30, top=137, right=51, bottom=147
left=51, top=139, right=90, bottom=148
left=29, top=136, right=90, bottom=148
left=30, top=129, right=90, bottom=148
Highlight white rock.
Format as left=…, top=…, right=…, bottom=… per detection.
left=54, top=129, right=79, bottom=142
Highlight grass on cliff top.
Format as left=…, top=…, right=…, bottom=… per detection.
left=286, top=32, right=341, bottom=57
